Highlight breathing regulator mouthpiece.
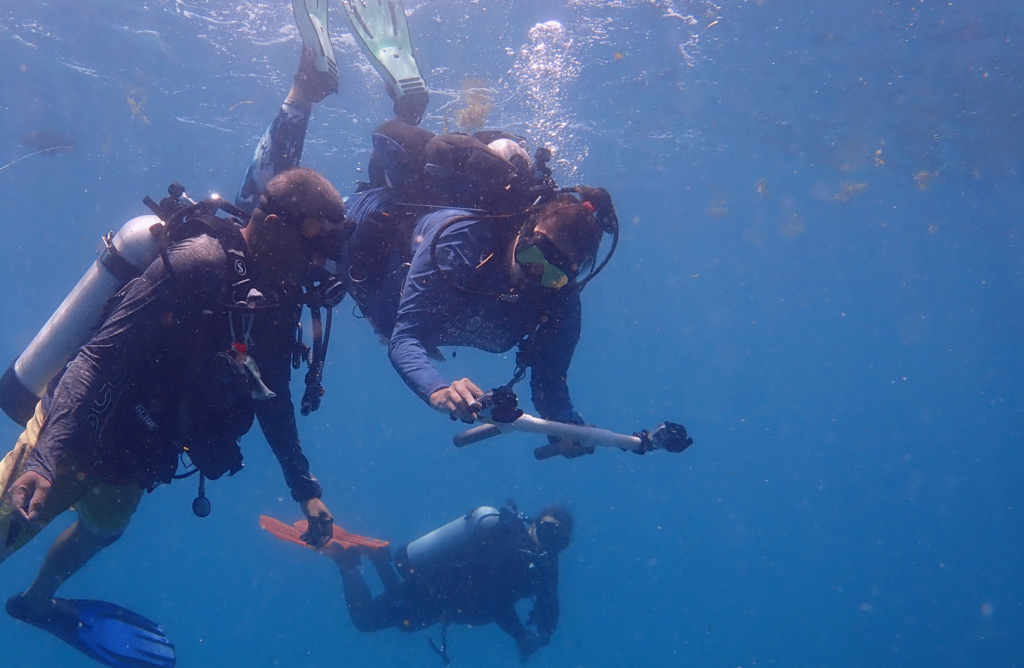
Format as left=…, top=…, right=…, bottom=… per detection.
left=306, top=268, right=346, bottom=308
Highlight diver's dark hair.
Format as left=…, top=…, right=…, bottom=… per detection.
left=537, top=503, right=573, bottom=528
left=253, top=167, right=345, bottom=227
left=531, top=194, right=601, bottom=266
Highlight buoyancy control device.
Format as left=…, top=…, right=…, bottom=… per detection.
left=364, top=120, right=543, bottom=214
left=0, top=184, right=259, bottom=426
left=354, top=122, right=619, bottom=299
left=345, top=124, right=560, bottom=318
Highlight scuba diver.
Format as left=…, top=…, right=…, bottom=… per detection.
left=0, top=168, right=346, bottom=668
left=238, top=0, right=621, bottom=460
left=269, top=502, right=572, bottom=664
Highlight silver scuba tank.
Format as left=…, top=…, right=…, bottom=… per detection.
left=393, top=506, right=501, bottom=577
left=0, top=215, right=164, bottom=425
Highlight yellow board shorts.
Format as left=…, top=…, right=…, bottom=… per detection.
left=0, top=402, right=144, bottom=564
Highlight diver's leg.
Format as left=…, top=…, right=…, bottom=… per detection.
left=368, top=546, right=401, bottom=591
left=18, top=479, right=142, bottom=610
left=235, top=0, right=339, bottom=211
left=235, top=94, right=313, bottom=212
left=18, top=520, right=116, bottom=610
left=393, top=92, right=429, bottom=126
left=327, top=546, right=414, bottom=632
left=335, top=554, right=387, bottom=631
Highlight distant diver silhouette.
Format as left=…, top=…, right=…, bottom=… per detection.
left=1, top=130, right=76, bottom=173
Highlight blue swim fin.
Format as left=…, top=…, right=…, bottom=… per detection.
left=6, top=594, right=176, bottom=668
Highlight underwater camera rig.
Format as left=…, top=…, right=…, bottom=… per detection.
left=453, top=388, right=693, bottom=458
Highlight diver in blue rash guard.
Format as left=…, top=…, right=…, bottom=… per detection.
left=381, top=199, right=598, bottom=428
left=337, top=169, right=617, bottom=459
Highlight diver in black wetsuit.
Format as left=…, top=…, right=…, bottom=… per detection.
left=325, top=503, right=572, bottom=664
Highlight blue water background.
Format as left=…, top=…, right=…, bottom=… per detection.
left=0, top=0, right=1021, bottom=666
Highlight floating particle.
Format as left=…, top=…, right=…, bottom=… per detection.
left=755, top=178, right=769, bottom=198
left=833, top=182, right=869, bottom=202
left=914, top=171, right=937, bottom=190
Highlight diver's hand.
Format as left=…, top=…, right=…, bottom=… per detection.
left=534, top=438, right=595, bottom=460
left=517, top=632, right=549, bottom=664
left=429, top=378, right=484, bottom=423
left=299, top=498, right=334, bottom=548
left=8, top=471, right=51, bottom=527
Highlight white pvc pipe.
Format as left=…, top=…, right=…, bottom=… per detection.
left=454, top=414, right=644, bottom=451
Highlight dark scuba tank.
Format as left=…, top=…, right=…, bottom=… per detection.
left=393, top=506, right=501, bottom=577
left=0, top=215, right=164, bottom=425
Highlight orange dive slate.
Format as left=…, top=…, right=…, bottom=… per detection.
left=259, top=515, right=389, bottom=550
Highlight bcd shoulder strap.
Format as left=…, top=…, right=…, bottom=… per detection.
left=144, top=184, right=253, bottom=305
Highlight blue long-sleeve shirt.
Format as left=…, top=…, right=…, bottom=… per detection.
left=379, top=207, right=583, bottom=423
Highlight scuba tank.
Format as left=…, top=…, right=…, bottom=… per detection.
left=393, top=506, right=501, bottom=577
left=0, top=214, right=163, bottom=425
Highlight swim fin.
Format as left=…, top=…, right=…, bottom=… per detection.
left=6, top=594, right=176, bottom=668
left=292, top=0, right=340, bottom=81
left=339, top=0, right=429, bottom=123
left=259, top=514, right=389, bottom=551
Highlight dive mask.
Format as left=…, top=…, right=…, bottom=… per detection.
left=515, top=233, right=581, bottom=289
left=535, top=516, right=571, bottom=552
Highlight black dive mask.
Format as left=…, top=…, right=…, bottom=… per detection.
left=535, top=516, right=571, bottom=553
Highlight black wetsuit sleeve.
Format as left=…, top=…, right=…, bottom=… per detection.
left=494, top=601, right=532, bottom=642
left=493, top=558, right=559, bottom=644
left=531, top=559, right=561, bottom=639
left=252, top=306, right=323, bottom=502
left=527, top=290, right=584, bottom=424
left=24, top=238, right=220, bottom=482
